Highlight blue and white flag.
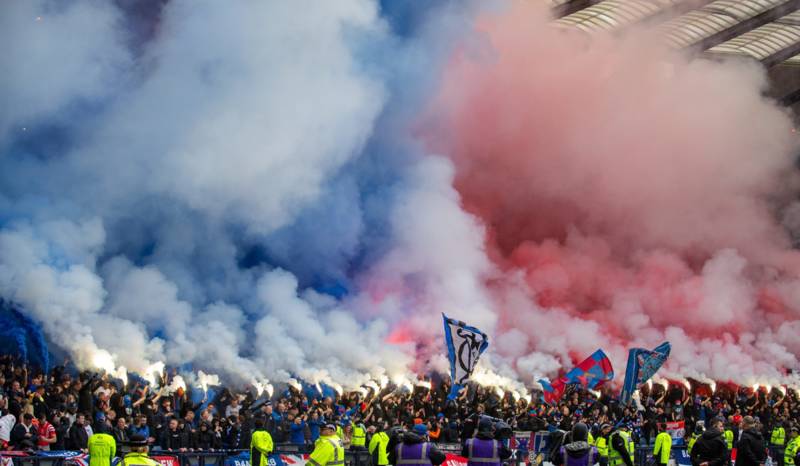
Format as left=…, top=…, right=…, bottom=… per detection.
left=620, top=341, right=671, bottom=404
left=442, top=313, right=489, bottom=399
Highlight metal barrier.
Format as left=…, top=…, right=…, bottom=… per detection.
left=5, top=448, right=373, bottom=466
left=345, top=449, right=372, bottom=466
left=635, top=445, right=689, bottom=466
left=167, top=451, right=236, bottom=466
left=9, top=456, right=59, bottom=466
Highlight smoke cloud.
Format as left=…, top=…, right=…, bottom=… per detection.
left=0, top=0, right=480, bottom=389
left=2, top=0, right=799, bottom=392
left=425, top=1, right=800, bottom=385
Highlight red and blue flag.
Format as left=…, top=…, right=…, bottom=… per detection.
left=539, top=349, right=614, bottom=404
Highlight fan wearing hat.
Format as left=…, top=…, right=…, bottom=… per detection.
left=608, top=423, right=634, bottom=466
left=309, top=424, right=345, bottom=466
left=595, top=424, right=613, bottom=466
left=688, top=422, right=705, bottom=454
left=122, top=435, right=159, bottom=466
left=389, top=423, right=446, bottom=466
left=554, top=422, right=599, bottom=466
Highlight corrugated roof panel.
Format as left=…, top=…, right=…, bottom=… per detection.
left=554, top=0, right=685, bottom=32
left=707, top=10, right=800, bottom=61
left=549, top=0, right=576, bottom=6
left=657, top=0, right=792, bottom=49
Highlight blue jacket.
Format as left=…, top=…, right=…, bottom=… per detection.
left=129, top=425, right=150, bottom=439
left=290, top=421, right=306, bottom=445
left=308, top=420, right=323, bottom=442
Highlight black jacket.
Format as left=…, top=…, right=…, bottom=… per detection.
left=10, top=423, right=38, bottom=450
left=388, top=432, right=446, bottom=466
left=54, top=419, right=70, bottom=450
left=79, top=384, right=94, bottom=416
left=194, top=427, right=221, bottom=450
left=161, top=428, right=189, bottom=450
left=68, top=423, right=89, bottom=450
left=553, top=440, right=594, bottom=466
left=690, top=429, right=729, bottom=466
left=735, top=429, right=766, bottom=466
left=112, top=426, right=129, bottom=445
left=225, top=424, right=244, bottom=449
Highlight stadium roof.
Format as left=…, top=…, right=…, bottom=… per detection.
left=552, top=0, right=800, bottom=112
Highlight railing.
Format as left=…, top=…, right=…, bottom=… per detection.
left=3, top=447, right=374, bottom=466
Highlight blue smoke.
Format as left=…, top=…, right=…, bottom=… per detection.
left=0, top=299, right=50, bottom=373
left=0, top=0, right=479, bottom=382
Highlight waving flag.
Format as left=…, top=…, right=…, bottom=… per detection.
left=539, top=349, right=614, bottom=404
left=443, top=314, right=489, bottom=399
left=620, top=341, right=671, bottom=404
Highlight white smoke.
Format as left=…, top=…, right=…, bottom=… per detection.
left=0, top=1, right=130, bottom=140
left=5, top=0, right=797, bottom=395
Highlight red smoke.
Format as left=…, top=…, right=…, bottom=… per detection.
left=424, top=1, right=800, bottom=382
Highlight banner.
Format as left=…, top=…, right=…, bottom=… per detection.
left=620, top=342, right=671, bottom=404
left=442, top=453, right=468, bottom=466
left=509, top=431, right=533, bottom=457
left=508, top=431, right=551, bottom=465
left=443, top=314, right=489, bottom=399
left=0, top=451, right=27, bottom=466
left=666, top=421, right=686, bottom=446
left=32, top=451, right=122, bottom=466
left=153, top=456, right=181, bottom=466
left=222, top=452, right=310, bottom=466
left=539, top=349, right=614, bottom=404
left=675, top=448, right=692, bottom=466
left=32, top=451, right=82, bottom=458
left=223, top=451, right=251, bottom=466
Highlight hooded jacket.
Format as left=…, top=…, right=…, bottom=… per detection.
left=690, top=428, right=729, bottom=466
left=554, top=441, right=597, bottom=466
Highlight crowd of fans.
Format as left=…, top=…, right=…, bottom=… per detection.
left=0, top=355, right=798, bottom=460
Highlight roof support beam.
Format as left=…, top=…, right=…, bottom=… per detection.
left=688, top=0, right=800, bottom=52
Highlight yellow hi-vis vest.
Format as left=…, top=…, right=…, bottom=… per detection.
left=369, top=431, right=390, bottom=465
left=588, top=432, right=595, bottom=446
left=724, top=430, right=734, bottom=450
left=608, top=431, right=634, bottom=466
left=773, top=428, right=786, bottom=446
left=595, top=437, right=609, bottom=458
left=309, top=435, right=345, bottom=466
left=250, top=429, right=275, bottom=466
left=785, top=438, right=799, bottom=466
left=122, top=452, right=160, bottom=466
left=653, top=432, right=672, bottom=465
left=352, top=423, right=367, bottom=447
left=688, top=434, right=700, bottom=454
left=88, top=433, right=116, bottom=466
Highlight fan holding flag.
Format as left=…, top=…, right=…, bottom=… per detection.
left=442, top=314, right=489, bottom=400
